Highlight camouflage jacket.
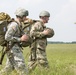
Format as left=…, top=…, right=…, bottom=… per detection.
left=5, top=21, right=24, bottom=43
left=30, top=21, right=47, bottom=50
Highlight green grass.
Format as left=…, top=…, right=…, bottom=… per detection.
left=0, top=44, right=76, bottom=75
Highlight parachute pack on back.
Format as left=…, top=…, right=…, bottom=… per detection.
left=21, top=18, right=37, bottom=47
left=0, top=12, right=11, bottom=46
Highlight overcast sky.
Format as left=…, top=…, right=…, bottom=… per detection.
left=0, top=0, right=76, bottom=42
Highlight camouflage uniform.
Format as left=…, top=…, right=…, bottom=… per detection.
left=0, top=21, right=28, bottom=75
left=28, top=21, right=49, bottom=70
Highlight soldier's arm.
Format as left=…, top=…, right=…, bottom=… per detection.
left=5, top=22, right=21, bottom=42
left=30, top=22, right=45, bottom=38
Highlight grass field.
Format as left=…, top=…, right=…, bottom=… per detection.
left=0, top=44, right=76, bottom=75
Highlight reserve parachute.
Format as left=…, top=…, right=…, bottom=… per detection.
left=44, top=27, right=54, bottom=38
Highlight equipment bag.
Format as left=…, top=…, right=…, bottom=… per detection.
left=0, top=12, right=11, bottom=46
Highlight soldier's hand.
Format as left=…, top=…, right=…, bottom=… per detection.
left=20, top=34, right=29, bottom=42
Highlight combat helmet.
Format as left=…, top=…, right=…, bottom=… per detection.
left=15, top=8, right=29, bottom=17
left=39, top=11, right=50, bottom=17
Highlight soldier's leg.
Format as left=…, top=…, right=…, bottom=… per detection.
left=0, top=58, right=14, bottom=75
left=28, top=48, right=37, bottom=71
left=15, top=61, right=28, bottom=75
left=13, top=49, right=28, bottom=75
left=28, top=60, right=37, bottom=71
left=36, top=48, right=49, bottom=69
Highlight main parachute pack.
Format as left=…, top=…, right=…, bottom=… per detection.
left=0, top=12, right=11, bottom=46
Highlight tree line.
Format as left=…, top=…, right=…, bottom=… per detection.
left=47, top=41, right=76, bottom=44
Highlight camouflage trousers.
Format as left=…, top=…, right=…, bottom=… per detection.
left=0, top=45, right=28, bottom=75
left=28, top=48, right=49, bottom=71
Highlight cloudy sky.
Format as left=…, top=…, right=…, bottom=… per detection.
left=0, top=0, right=76, bottom=42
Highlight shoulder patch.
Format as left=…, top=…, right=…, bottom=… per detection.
left=9, top=22, right=17, bottom=31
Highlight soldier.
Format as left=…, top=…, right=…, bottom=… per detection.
left=0, top=8, right=29, bottom=75
left=28, top=11, right=51, bottom=71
